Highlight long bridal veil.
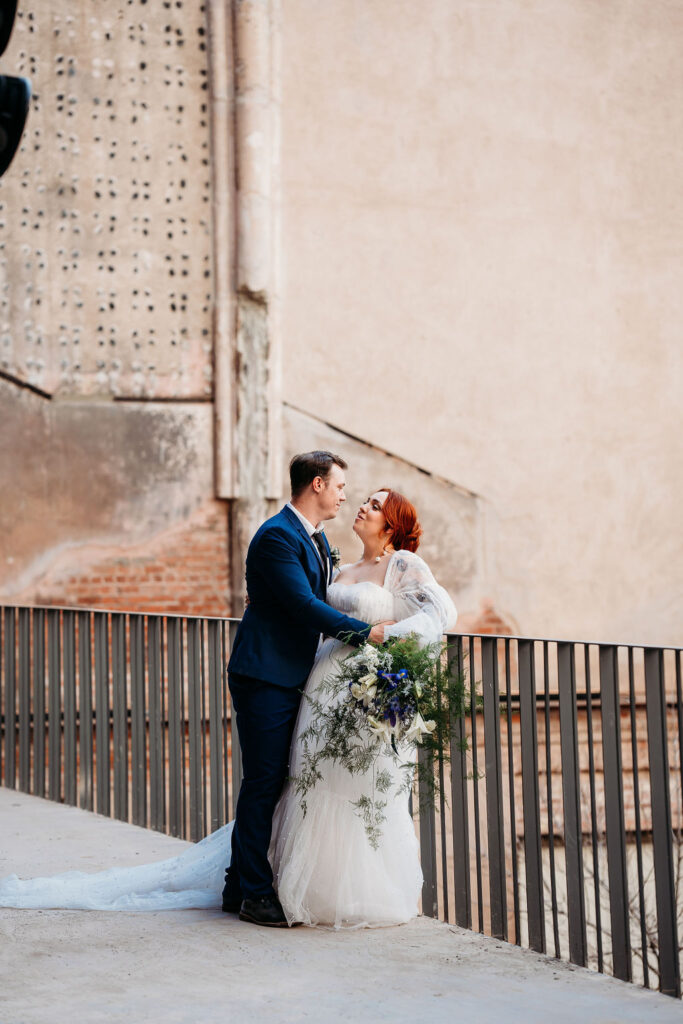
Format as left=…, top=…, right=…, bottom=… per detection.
left=0, top=822, right=234, bottom=911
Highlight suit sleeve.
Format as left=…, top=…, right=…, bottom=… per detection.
left=252, top=528, right=371, bottom=645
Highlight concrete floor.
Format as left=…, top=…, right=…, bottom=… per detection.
left=0, top=789, right=679, bottom=1024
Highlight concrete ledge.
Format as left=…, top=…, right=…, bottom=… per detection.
left=0, top=789, right=679, bottom=1024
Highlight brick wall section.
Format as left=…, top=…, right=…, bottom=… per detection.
left=457, top=599, right=516, bottom=637
left=14, top=501, right=231, bottom=618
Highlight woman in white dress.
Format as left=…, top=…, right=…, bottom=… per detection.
left=270, top=487, right=456, bottom=927
left=0, top=488, right=456, bottom=927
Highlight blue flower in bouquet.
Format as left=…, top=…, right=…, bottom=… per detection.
left=338, top=642, right=438, bottom=749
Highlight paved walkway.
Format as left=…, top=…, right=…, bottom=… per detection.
left=0, top=789, right=679, bottom=1024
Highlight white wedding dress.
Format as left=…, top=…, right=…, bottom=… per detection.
left=0, top=551, right=456, bottom=927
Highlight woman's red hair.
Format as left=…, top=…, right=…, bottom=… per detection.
left=379, top=488, right=422, bottom=553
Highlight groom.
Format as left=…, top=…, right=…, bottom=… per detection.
left=223, top=451, right=390, bottom=926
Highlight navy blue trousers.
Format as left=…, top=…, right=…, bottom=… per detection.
left=223, top=672, right=303, bottom=901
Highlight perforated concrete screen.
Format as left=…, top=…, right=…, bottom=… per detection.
left=0, top=1, right=214, bottom=399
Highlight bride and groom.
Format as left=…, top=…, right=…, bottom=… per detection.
left=225, top=450, right=456, bottom=928
left=0, top=450, right=456, bottom=928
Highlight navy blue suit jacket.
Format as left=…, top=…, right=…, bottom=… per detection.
left=228, top=505, right=371, bottom=688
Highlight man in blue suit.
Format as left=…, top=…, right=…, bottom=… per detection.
left=223, top=451, right=391, bottom=926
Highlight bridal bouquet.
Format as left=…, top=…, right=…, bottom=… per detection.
left=294, top=634, right=467, bottom=847
left=344, top=641, right=438, bottom=751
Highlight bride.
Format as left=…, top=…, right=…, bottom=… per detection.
left=0, top=485, right=456, bottom=929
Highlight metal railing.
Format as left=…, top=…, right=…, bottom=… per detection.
left=0, top=605, right=681, bottom=997
left=419, top=634, right=682, bottom=1000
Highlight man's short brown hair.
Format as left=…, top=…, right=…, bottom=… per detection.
left=289, top=451, right=348, bottom=499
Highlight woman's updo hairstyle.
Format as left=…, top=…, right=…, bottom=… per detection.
left=379, top=487, right=423, bottom=553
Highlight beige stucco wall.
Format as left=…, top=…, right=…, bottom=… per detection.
left=278, top=1, right=683, bottom=644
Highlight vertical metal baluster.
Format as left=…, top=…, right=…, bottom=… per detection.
left=644, top=647, right=680, bottom=998
left=675, top=651, right=683, bottom=846
left=4, top=608, right=16, bottom=789
left=628, top=647, right=649, bottom=988
left=0, top=608, right=4, bottom=784
left=63, top=610, right=77, bottom=806
left=584, top=645, right=603, bottom=973
left=167, top=616, right=182, bottom=838
left=112, top=613, right=128, bottom=822
left=518, top=639, right=545, bottom=953
left=418, top=742, right=438, bottom=918
left=18, top=608, right=31, bottom=793
left=78, top=611, right=93, bottom=811
left=505, top=639, right=520, bottom=945
left=449, top=636, right=471, bottom=929
left=161, top=616, right=167, bottom=830
left=208, top=619, right=224, bottom=833
left=437, top=656, right=449, bottom=922
left=229, top=620, right=243, bottom=818
left=469, top=636, right=483, bottom=932
left=599, top=644, right=631, bottom=982
left=130, top=614, right=147, bottom=827
left=221, top=620, right=229, bottom=824
left=200, top=619, right=208, bottom=837
left=482, top=636, right=507, bottom=939
left=557, top=642, right=586, bottom=966
left=47, top=609, right=61, bottom=801
left=187, top=617, right=202, bottom=842
left=180, top=618, right=187, bottom=839
left=675, top=649, right=683, bottom=989
left=148, top=615, right=164, bottom=833
left=33, top=609, right=46, bottom=798
left=94, top=613, right=110, bottom=817
left=543, top=642, right=560, bottom=959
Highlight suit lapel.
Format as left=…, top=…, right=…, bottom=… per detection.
left=281, top=505, right=328, bottom=588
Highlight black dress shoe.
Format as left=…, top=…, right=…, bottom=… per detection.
left=239, top=895, right=291, bottom=928
left=222, top=896, right=242, bottom=913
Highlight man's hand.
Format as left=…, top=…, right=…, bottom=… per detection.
left=368, top=620, right=396, bottom=644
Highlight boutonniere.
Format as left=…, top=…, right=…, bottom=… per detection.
left=330, top=546, right=341, bottom=570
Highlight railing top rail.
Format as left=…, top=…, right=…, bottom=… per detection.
left=1, top=603, right=243, bottom=625
left=1, top=604, right=681, bottom=653
left=443, top=630, right=683, bottom=653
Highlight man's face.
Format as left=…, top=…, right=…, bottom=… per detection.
left=317, top=463, right=347, bottom=521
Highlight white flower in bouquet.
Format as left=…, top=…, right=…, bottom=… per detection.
left=347, top=643, right=384, bottom=673
left=350, top=672, right=378, bottom=707
left=403, top=712, right=437, bottom=745
left=367, top=714, right=396, bottom=746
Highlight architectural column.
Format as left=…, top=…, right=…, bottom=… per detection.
left=207, top=0, right=282, bottom=613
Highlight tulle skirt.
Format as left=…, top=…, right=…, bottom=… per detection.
left=269, top=637, right=422, bottom=928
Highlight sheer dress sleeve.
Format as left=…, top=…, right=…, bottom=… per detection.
left=384, top=550, right=457, bottom=645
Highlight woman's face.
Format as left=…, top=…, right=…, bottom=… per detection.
left=353, top=490, right=390, bottom=545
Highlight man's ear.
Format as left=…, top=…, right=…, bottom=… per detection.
left=312, top=475, right=324, bottom=493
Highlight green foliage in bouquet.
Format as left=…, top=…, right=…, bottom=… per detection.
left=292, top=634, right=471, bottom=848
